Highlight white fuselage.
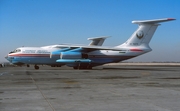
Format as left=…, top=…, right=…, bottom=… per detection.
left=6, top=44, right=150, bottom=66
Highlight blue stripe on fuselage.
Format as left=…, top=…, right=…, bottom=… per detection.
left=8, top=53, right=135, bottom=65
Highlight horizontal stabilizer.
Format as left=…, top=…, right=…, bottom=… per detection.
left=132, top=18, right=176, bottom=24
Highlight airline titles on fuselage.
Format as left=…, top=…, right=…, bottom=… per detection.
left=22, top=50, right=50, bottom=54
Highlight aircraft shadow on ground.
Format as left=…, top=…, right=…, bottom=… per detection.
left=102, top=67, right=172, bottom=71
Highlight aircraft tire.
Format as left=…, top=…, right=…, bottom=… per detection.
left=51, top=65, right=55, bottom=67
left=87, top=67, right=92, bottom=70
left=73, top=67, right=78, bottom=69
left=34, top=65, right=39, bottom=70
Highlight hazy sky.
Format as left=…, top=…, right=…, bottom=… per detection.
left=0, top=0, right=180, bottom=62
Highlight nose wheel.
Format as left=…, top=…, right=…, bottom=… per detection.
left=34, top=65, right=39, bottom=70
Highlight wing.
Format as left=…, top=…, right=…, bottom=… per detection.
left=67, top=45, right=123, bottom=53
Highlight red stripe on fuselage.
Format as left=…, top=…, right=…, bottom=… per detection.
left=130, top=49, right=143, bottom=52
left=8, top=54, right=50, bottom=57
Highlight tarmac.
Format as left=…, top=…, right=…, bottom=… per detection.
left=0, top=64, right=180, bottom=111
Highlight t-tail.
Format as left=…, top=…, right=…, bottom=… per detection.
left=116, top=18, right=175, bottom=49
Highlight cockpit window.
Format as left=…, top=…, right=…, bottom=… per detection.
left=16, top=49, right=21, bottom=52
left=9, top=49, right=21, bottom=54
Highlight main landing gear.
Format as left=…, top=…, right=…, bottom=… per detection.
left=26, top=64, right=39, bottom=69
left=51, top=65, right=61, bottom=67
left=34, top=65, right=39, bottom=70
left=73, top=66, right=92, bottom=70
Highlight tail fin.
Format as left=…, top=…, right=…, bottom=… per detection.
left=117, top=18, right=175, bottom=47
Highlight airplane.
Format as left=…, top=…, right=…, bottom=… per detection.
left=5, top=18, right=175, bottom=70
left=5, top=36, right=109, bottom=69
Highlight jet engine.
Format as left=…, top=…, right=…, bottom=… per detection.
left=50, top=50, right=61, bottom=58
left=56, top=52, right=91, bottom=63
left=60, top=52, right=88, bottom=59
left=50, top=48, right=71, bottom=58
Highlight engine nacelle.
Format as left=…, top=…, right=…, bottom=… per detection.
left=50, top=50, right=61, bottom=58
left=50, top=48, right=71, bottom=58
left=60, top=52, right=88, bottom=59
left=56, top=59, right=91, bottom=63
